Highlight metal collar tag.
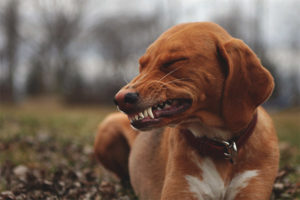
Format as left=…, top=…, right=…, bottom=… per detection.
left=222, top=141, right=238, bottom=164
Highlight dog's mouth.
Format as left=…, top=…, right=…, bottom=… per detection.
left=128, top=98, right=192, bottom=130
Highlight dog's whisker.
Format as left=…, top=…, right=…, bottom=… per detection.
left=128, top=66, right=185, bottom=86
left=150, top=78, right=190, bottom=92
left=131, top=71, right=148, bottom=86
left=123, top=76, right=129, bottom=84
left=165, top=78, right=190, bottom=84
left=158, top=66, right=184, bottom=82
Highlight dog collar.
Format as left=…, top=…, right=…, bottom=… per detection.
left=182, top=112, right=258, bottom=164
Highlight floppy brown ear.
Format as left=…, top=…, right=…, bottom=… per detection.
left=219, top=39, right=274, bottom=132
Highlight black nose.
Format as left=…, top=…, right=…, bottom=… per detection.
left=124, top=92, right=139, bottom=104
left=113, top=92, right=139, bottom=106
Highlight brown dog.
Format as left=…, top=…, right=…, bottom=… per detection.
left=94, top=22, right=279, bottom=200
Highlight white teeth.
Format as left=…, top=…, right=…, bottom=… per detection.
left=139, top=112, right=144, bottom=119
left=144, top=110, right=148, bottom=117
left=165, top=100, right=173, bottom=106
left=148, top=107, right=154, bottom=119
left=129, top=107, right=155, bottom=123
left=157, top=107, right=162, bottom=110
left=164, top=104, right=171, bottom=108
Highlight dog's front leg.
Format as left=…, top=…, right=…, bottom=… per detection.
left=230, top=175, right=276, bottom=200
left=160, top=177, right=199, bottom=200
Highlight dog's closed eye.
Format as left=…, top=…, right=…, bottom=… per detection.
left=161, top=57, right=188, bottom=68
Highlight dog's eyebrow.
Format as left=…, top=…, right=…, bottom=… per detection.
left=168, top=46, right=184, bottom=53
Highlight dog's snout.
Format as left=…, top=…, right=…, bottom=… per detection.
left=113, top=97, right=119, bottom=106
left=114, top=90, right=139, bottom=112
left=114, top=91, right=139, bottom=105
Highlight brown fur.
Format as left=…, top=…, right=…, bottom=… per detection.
left=94, top=22, right=279, bottom=199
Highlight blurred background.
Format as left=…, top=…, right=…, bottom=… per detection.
left=0, top=0, right=299, bottom=199
left=0, top=0, right=299, bottom=106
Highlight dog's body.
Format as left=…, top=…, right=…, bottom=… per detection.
left=94, top=22, right=279, bottom=200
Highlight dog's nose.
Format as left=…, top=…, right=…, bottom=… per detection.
left=124, top=92, right=139, bottom=104
left=114, top=90, right=139, bottom=111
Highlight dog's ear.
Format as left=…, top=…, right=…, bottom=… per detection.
left=218, top=39, right=274, bottom=132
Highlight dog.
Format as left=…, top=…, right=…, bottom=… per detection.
left=94, top=22, right=279, bottom=200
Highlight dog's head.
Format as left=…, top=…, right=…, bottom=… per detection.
left=114, top=22, right=274, bottom=132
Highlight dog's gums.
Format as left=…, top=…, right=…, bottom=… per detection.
left=128, top=99, right=192, bottom=129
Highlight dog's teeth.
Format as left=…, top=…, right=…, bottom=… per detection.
left=164, top=100, right=171, bottom=108
left=157, top=107, right=162, bottom=110
left=135, top=115, right=139, bottom=121
left=139, top=112, right=144, bottom=119
left=166, top=100, right=172, bottom=105
left=144, top=109, right=148, bottom=117
left=148, top=107, right=154, bottom=119
left=158, top=103, right=165, bottom=109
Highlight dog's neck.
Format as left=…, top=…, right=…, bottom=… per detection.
left=178, top=110, right=232, bottom=141
left=180, top=113, right=258, bottom=163
left=185, top=112, right=258, bottom=142
left=186, top=121, right=233, bottom=141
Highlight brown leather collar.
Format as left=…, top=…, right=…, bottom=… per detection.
left=182, top=112, right=258, bottom=164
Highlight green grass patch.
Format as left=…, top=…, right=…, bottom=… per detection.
left=272, top=108, right=300, bottom=167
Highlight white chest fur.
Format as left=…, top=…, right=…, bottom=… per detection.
left=185, top=156, right=258, bottom=200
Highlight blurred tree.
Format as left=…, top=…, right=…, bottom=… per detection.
left=93, top=13, right=166, bottom=74
left=290, top=70, right=300, bottom=106
left=0, top=0, right=20, bottom=103
left=89, top=11, right=169, bottom=103
left=63, top=70, right=87, bottom=104
left=26, top=0, right=85, bottom=97
left=288, top=1, right=300, bottom=106
left=26, top=57, right=46, bottom=96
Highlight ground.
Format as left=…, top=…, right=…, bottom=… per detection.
left=0, top=99, right=299, bottom=199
